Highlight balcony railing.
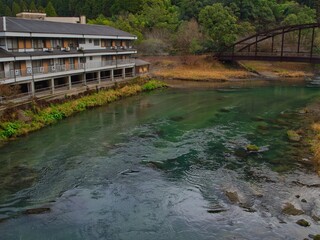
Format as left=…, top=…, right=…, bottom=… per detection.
left=0, top=59, right=135, bottom=80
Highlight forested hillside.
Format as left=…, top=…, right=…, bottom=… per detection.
left=0, top=0, right=319, bottom=53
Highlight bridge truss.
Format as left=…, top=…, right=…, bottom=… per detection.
left=217, top=23, right=320, bottom=63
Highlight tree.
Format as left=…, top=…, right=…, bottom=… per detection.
left=176, top=0, right=215, bottom=20
left=29, top=0, right=37, bottom=12
left=89, top=14, right=144, bottom=42
left=281, top=6, right=315, bottom=25
left=199, top=3, right=239, bottom=50
left=4, top=5, right=12, bottom=16
left=12, top=1, right=21, bottom=16
left=110, top=0, right=143, bottom=15
left=173, top=19, right=203, bottom=53
left=20, top=0, right=28, bottom=12
left=45, top=1, right=57, bottom=16
left=138, top=0, right=180, bottom=31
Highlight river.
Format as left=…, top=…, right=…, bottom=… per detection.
left=0, top=83, right=320, bottom=239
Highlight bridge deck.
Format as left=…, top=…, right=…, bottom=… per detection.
left=219, top=55, right=320, bottom=63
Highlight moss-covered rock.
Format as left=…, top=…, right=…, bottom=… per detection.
left=287, top=130, right=301, bottom=142
left=246, top=144, right=260, bottom=152
left=282, top=203, right=304, bottom=215
left=225, top=191, right=239, bottom=203
left=296, top=219, right=310, bottom=227
left=313, top=235, right=320, bottom=240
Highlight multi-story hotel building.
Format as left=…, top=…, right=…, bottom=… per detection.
left=0, top=16, right=149, bottom=101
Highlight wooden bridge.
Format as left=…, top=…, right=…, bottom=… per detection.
left=217, top=23, right=320, bottom=63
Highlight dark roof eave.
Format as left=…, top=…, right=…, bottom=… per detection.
left=0, top=17, right=136, bottom=38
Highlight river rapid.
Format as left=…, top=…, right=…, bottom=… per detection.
left=0, top=82, right=320, bottom=239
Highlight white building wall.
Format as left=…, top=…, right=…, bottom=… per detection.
left=26, top=60, right=32, bottom=69
left=79, top=39, right=104, bottom=50
left=4, top=62, right=11, bottom=78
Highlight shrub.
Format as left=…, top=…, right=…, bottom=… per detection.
left=142, top=80, right=167, bottom=91
left=0, top=122, right=22, bottom=138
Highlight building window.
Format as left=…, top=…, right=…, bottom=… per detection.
left=78, top=38, right=85, bottom=44
left=55, top=58, right=65, bottom=65
left=7, top=38, right=18, bottom=51
left=89, top=56, right=93, bottom=60
left=0, top=38, right=5, bottom=47
left=94, top=39, right=99, bottom=46
left=50, top=39, right=62, bottom=49
left=33, top=39, right=44, bottom=50
left=89, top=39, right=92, bottom=43
left=70, top=58, right=75, bottom=69
left=33, top=60, right=42, bottom=67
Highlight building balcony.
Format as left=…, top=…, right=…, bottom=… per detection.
left=0, top=59, right=135, bottom=83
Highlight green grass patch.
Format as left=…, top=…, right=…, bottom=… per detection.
left=142, top=80, right=167, bottom=91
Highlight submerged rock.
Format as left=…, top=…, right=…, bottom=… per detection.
left=23, top=207, right=51, bottom=215
left=311, top=199, right=320, bottom=221
left=119, top=169, right=140, bottom=175
left=246, top=144, right=260, bottom=152
left=287, top=130, right=301, bottom=142
left=143, top=161, right=165, bottom=170
left=207, top=208, right=227, bottom=214
left=298, top=108, right=309, bottom=114
left=257, top=125, right=269, bottom=131
left=252, top=116, right=265, bottom=122
left=282, top=203, right=304, bottom=216
left=170, top=116, right=185, bottom=122
left=225, top=191, right=240, bottom=204
left=296, top=219, right=310, bottom=227
left=2, top=165, right=38, bottom=192
left=220, top=107, right=231, bottom=113
left=313, top=235, right=320, bottom=240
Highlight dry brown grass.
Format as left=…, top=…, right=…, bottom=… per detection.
left=311, top=123, right=320, bottom=175
left=240, top=61, right=315, bottom=78
left=276, top=71, right=314, bottom=78
left=142, top=56, right=316, bottom=81
left=146, top=55, right=251, bottom=81
left=153, top=66, right=250, bottom=80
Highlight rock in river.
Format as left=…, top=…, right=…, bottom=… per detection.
left=225, top=191, right=240, bottom=204
left=282, top=203, right=304, bottom=216
left=296, top=219, right=310, bottom=227
left=23, top=207, right=51, bottom=215
left=287, top=130, right=301, bottom=142
left=246, top=144, right=260, bottom=152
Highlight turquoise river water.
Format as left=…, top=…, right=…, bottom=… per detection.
left=0, top=83, right=320, bottom=239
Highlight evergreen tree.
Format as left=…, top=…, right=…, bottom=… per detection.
left=29, top=0, right=37, bottom=12
left=4, top=5, right=12, bottom=16
left=0, top=0, right=5, bottom=15
left=20, top=0, right=28, bottom=12
left=45, top=1, right=57, bottom=16
left=12, top=1, right=21, bottom=16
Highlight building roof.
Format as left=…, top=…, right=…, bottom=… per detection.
left=0, top=17, right=135, bottom=38
left=134, top=59, right=150, bottom=67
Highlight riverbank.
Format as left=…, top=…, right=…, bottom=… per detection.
left=303, top=101, right=320, bottom=176
left=144, top=55, right=316, bottom=81
left=0, top=78, right=166, bottom=145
